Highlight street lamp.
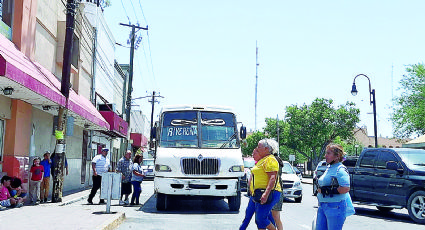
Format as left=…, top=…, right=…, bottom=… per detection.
left=351, top=74, right=378, bottom=148
left=355, top=144, right=359, bottom=156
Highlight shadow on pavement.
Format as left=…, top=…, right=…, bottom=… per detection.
left=141, top=195, right=239, bottom=214
left=353, top=207, right=422, bottom=226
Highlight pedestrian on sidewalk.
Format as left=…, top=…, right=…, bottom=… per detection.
left=8, top=177, right=27, bottom=203
left=130, top=155, right=144, bottom=206
left=315, top=144, right=355, bottom=230
left=29, top=157, right=44, bottom=205
left=117, top=150, right=133, bottom=205
left=40, top=151, right=51, bottom=203
left=87, top=148, right=111, bottom=204
left=0, top=176, right=22, bottom=209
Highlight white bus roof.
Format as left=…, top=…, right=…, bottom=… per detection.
left=160, top=105, right=234, bottom=114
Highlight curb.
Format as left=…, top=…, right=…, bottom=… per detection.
left=99, top=212, right=126, bottom=230
left=59, top=194, right=89, bottom=206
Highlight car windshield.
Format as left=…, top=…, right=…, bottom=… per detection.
left=160, top=111, right=239, bottom=149
left=142, top=160, right=154, bottom=166
left=244, top=159, right=255, bottom=168
left=396, top=149, right=425, bottom=170
left=282, top=163, right=295, bottom=174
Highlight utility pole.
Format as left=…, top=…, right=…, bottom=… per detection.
left=276, top=114, right=279, bottom=155
left=52, top=0, right=77, bottom=203
left=119, top=23, right=148, bottom=152
left=255, top=41, right=259, bottom=131
left=132, top=91, right=164, bottom=149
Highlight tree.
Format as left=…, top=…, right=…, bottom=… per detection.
left=241, top=131, right=265, bottom=156
left=391, top=63, right=425, bottom=138
left=265, top=98, right=360, bottom=167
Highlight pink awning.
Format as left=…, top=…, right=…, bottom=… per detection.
left=0, top=34, right=109, bottom=131
left=130, top=133, right=148, bottom=148
left=99, top=111, right=128, bottom=138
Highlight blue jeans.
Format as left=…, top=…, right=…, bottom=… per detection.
left=240, top=197, right=276, bottom=230
left=254, top=190, right=281, bottom=229
left=316, top=200, right=347, bottom=230
left=131, top=181, right=142, bottom=204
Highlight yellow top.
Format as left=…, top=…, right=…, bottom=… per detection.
left=249, top=154, right=282, bottom=193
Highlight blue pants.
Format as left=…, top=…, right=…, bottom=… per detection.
left=240, top=197, right=276, bottom=230
left=131, top=181, right=142, bottom=205
left=254, top=190, right=281, bottom=229
left=316, top=200, right=347, bottom=230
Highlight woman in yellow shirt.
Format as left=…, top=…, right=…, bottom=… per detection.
left=250, top=139, right=282, bottom=230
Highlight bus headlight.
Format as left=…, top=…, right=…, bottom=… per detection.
left=155, top=164, right=172, bottom=172
left=229, top=165, right=244, bottom=172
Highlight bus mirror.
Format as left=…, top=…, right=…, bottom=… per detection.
left=151, top=127, right=157, bottom=139
left=240, top=126, right=247, bottom=139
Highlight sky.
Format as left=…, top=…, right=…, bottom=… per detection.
left=103, top=0, right=425, bottom=138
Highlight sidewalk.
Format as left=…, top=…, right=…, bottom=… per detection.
left=1, top=179, right=313, bottom=230
left=0, top=186, right=152, bottom=230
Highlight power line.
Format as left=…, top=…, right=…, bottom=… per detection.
left=120, top=0, right=131, bottom=24
left=138, top=0, right=148, bottom=25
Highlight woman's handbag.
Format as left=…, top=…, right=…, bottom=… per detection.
left=253, top=189, right=273, bottom=204
left=251, top=173, right=278, bottom=204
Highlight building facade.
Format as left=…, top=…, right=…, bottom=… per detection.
left=0, top=0, right=133, bottom=195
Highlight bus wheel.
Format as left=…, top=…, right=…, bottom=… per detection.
left=228, top=191, right=241, bottom=211
left=156, top=193, right=168, bottom=211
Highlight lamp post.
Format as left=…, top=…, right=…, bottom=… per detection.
left=355, top=144, right=359, bottom=156
left=351, top=74, right=378, bottom=148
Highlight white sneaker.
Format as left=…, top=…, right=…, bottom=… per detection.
left=124, top=200, right=130, bottom=205
left=119, top=200, right=125, bottom=205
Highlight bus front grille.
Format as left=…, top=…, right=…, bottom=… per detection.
left=181, top=158, right=219, bottom=175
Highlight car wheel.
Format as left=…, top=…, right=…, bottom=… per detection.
left=156, top=193, right=168, bottom=211
left=295, top=196, right=302, bottom=203
left=407, top=190, right=425, bottom=224
left=376, top=206, right=393, bottom=212
left=228, top=191, right=241, bottom=211
left=313, top=180, right=318, bottom=196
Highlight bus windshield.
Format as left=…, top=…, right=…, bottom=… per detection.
left=160, top=111, right=239, bottom=149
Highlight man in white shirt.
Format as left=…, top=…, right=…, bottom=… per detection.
left=87, top=148, right=110, bottom=204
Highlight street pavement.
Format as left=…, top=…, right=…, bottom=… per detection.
left=0, top=178, right=313, bottom=230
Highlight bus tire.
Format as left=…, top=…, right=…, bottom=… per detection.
left=228, top=191, right=241, bottom=211
left=156, top=193, right=168, bottom=211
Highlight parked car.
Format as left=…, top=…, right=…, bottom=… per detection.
left=292, top=166, right=303, bottom=181
left=141, top=158, right=155, bottom=180
left=241, top=157, right=255, bottom=192
left=312, top=160, right=328, bottom=196
left=281, top=161, right=303, bottom=203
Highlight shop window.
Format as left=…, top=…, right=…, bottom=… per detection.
left=71, top=34, right=80, bottom=69
left=0, top=0, right=14, bottom=39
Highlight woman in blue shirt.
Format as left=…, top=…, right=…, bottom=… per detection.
left=316, top=144, right=355, bottom=230
left=130, top=155, right=145, bottom=206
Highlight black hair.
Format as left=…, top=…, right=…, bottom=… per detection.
left=11, top=177, right=22, bottom=188
left=1, top=175, right=11, bottom=184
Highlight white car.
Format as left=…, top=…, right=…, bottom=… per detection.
left=141, top=159, right=155, bottom=180
left=281, top=161, right=303, bottom=203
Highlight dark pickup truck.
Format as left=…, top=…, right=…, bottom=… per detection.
left=344, top=148, right=425, bottom=224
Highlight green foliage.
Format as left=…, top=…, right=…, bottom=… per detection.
left=265, top=98, right=360, bottom=166
left=391, top=63, right=425, bottom=138
left=241, top=131, right=265, bottom=156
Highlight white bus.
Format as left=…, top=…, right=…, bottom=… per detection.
left=151, top=105, right=247, bottom=211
